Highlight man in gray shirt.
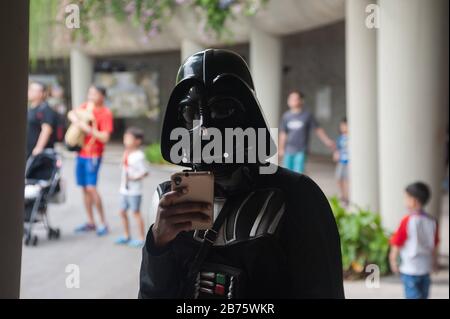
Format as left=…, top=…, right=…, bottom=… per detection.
left=279, top=91, right=335, bottom=173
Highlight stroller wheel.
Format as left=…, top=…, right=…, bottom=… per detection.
left=48, top=228, right=61, bottom=240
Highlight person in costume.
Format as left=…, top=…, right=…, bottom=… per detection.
left=139, top=49, right=344, bottom=299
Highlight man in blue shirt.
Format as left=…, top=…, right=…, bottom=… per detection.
left=279, top=91, right=335, bottom=173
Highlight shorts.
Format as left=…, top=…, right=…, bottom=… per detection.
left=400, top=273, right=430, bottom=299
left=76, top=156, right=102, bottom=187
left=335, top=162, right=349, bottom=181
left=283, top=152, right=307, bottom=174
left=120, top=194, right=142, bottom=213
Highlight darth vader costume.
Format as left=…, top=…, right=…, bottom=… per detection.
left=139, top=49, right=344, bottom=299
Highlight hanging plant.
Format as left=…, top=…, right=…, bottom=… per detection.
left=29, top=0, right=60, bottom=66
left=29, top=0, right=269, bottom=60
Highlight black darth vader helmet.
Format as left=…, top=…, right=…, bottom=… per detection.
left=161, top=49, right=276, bottom=169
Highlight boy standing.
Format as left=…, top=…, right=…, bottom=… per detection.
left=389, top=182, right=440, bottom=299
left=115, top=127, right=148, bottom=248
left=333, top=118, right=349, bottom=205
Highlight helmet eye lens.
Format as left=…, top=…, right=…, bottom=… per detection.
left=210, top=103, right=235, bottom=120
left=209, top=97, right=244, bottom=122
left=178, top=96, right=245, bottom=129
left=180, top=104, right=200, bottom=124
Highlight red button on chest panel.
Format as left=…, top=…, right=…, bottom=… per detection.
left=214, top=284, right=225, bottom=295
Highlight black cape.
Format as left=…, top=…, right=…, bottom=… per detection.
left=139, top=166, right=344, bottom=298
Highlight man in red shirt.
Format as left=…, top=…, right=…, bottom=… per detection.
left=68, top=85, right=114, bottom=236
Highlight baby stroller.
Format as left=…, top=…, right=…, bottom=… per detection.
left=24, top=149, right=64, bottom=246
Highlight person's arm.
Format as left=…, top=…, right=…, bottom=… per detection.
left=90, top=109, right=113, bottom=144
left=308, top=114, right=335, bottom=151
left=32, top=123, right=53, bottom=156
left=32, top=106, right=57, bottom=156
left=278, top=131, right=287, bottom=160
left=139, top=187, right=182, bottom=299
left=68, top=107, right=112, bottom=143
left=333, top=150, right=340, bottom=162
left=139, top=185, right=211, bottom=298
left=433, top=221, right=440, bottom=272
left=70, top=119, right=111, bottom=143
left=89, top=128, right=110, bottom=144
left=432, top=247, right=439, bottom=273
left=389, top=216, right=409, bottom=274
left=139, top=224, right=182, bottom=298
left=67, top=109, right=79, bottom=124
left=315, top=127, right=336, bottom=151
left=128, top=172, right=149, bottom=182
left=67, top=108, right=90, bottom=133
left=389, top=246, right=400, bottom=274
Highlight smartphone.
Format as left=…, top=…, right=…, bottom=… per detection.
left=170, top=171, right=214, bottom=230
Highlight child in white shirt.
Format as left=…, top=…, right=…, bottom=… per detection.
left=115, top=127, right=149, bottom=248
left=389, top=182, right=439, bottom=299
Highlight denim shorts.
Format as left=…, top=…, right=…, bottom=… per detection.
left=400, top=273, right=431, bottom=299
left=120, top=194, right=142, bottom=213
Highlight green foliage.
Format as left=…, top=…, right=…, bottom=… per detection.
left=329, top=197, right=390, bottom=278
left=144, top=143, right=166, bottom=164
left=194, top=0, right=232, bottom=37
left=29, top=0, right=60, bottom=66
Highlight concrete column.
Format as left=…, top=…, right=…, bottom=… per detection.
left=345, top=0, right=379, bottom=211
left=378, top=0, right=449, bottom=230
left=0, top=0, right=29, bottom=298
left=250, top=27, right=282, bottom=129
left=181, top=38, right=204, bottom=62
left=70, top=47, right=93, bottom=108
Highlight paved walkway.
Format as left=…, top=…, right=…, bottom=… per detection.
left=20, top=145, right=449, bottom=298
